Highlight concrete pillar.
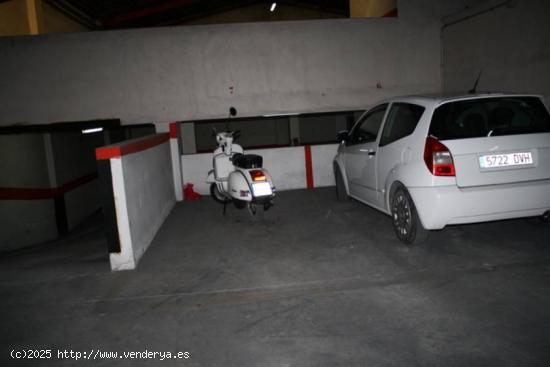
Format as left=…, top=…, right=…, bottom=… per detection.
left=42, top=133, right=57, bottom=188
left=103, top=130, right=111, bottom=145
left=169, top=123, right=184, bottom=201
left=289, top=116, right=301, bottom=146
left=25, top=0, right=42, bottom=35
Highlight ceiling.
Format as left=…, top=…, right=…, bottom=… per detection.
left=44, top=0, right=350, bottom=30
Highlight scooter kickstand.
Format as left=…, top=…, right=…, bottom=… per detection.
left=223, top=200, right=227, bottom=215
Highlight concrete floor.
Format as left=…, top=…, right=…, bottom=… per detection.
left=1, top=188, right=550, bottom=366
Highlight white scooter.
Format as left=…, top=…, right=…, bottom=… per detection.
left=206, top=130, right=275, bottom=215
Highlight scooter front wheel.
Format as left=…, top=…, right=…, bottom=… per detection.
left=210, top=183, right=228, bottom=203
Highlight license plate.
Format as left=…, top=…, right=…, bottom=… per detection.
left=479, top=152, right=533, bottom=168
left=252, top=182, right=272, bottom=197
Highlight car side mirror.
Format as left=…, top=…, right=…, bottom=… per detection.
left=337, top=130, right=349, bottom=143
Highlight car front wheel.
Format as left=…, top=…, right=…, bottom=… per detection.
left=391, top=186, right=428, bottom=245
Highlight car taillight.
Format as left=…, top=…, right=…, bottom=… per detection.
left=250, top=170, right=266, bottom=182
left=424, top=137, right=455, bottom=176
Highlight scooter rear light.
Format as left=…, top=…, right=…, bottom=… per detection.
left=250, top=170, right=267, bottom=182
left=424, top=137, right=455, bottom=176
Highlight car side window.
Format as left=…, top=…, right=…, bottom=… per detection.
left=379, top=103, right=425, bottom=147
left=348, top=104, right=388, bottom=145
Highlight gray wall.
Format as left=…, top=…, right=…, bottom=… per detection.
left=50, top=132, right=101, bottom=185
left=299, top=114, right=349, bottom=144
left=50, top=131, right=103, bottom=229
left=0, top=130, right=105, bottom=251
left=0, top=0, right=444, bottom=126
left=442, top=0, right=550, bottom=103
left=0, top=134, right=57, bottom=251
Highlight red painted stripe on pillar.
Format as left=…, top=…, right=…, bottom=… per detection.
left=304, top=145, right=314, bottom=189
left=169, top=122, right=178, bottom=139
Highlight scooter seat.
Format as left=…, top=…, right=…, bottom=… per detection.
left=232, top=153, right=263, bottom=169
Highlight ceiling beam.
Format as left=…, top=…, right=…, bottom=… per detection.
left=45, top=0, right=97, bottom=29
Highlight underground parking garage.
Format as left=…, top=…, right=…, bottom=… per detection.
left=1, top=0, right=550, bottom=365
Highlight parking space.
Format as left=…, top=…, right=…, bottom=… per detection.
left=2, top=188, right=549, bottom=366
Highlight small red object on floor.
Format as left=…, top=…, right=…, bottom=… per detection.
left=184, top=183, right=202, bottom=201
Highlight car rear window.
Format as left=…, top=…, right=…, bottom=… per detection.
left=379, top=103, right=425, bottom=146
left=429, top=97, right=550, bottom=140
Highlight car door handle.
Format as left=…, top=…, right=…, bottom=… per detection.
left=359, top=148, right=376, bottom=156
left=359, top=149, right=376, bottom=157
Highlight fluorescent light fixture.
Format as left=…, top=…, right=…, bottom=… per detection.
left=82, top=127, right=103, bottom=134
left=270, top=2, right=276, bottom=12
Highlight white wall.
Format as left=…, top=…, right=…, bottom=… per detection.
left=109, top=139, right=176, bottom=270
left=247, top=147, right=308, bottom=191
left=442, top=0, right=550, bottom=103
left=181, top=143, right=338, bottom=195
left=311, top=144, right=339, bottom=187
left=0, top=1, right=443, bottom=126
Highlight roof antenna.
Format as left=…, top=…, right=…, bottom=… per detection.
left=468, top=69, right=482, bottom=94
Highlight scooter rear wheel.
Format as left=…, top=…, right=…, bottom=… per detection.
left=210, top=183, right=228, bottom=203
left=247, top=202, right=264, bottom=219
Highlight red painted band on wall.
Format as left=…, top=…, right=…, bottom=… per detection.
left=96, top=133, right=170, bottom=160
left=169, top=122, right=178, bottom=139
left=304, top=145, right=314, bottom=189
left=0, top=172, right=98, bottom=200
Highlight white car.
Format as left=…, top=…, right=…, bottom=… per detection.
left=333, top=93, right=550, bottom=244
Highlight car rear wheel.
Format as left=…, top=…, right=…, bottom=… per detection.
left=391, top=186, right=428, bottom=245
left=334, top=165, right=348, bottom=202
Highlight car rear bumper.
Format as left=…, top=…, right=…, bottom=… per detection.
left=408, top=180, right=550, bottom=230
